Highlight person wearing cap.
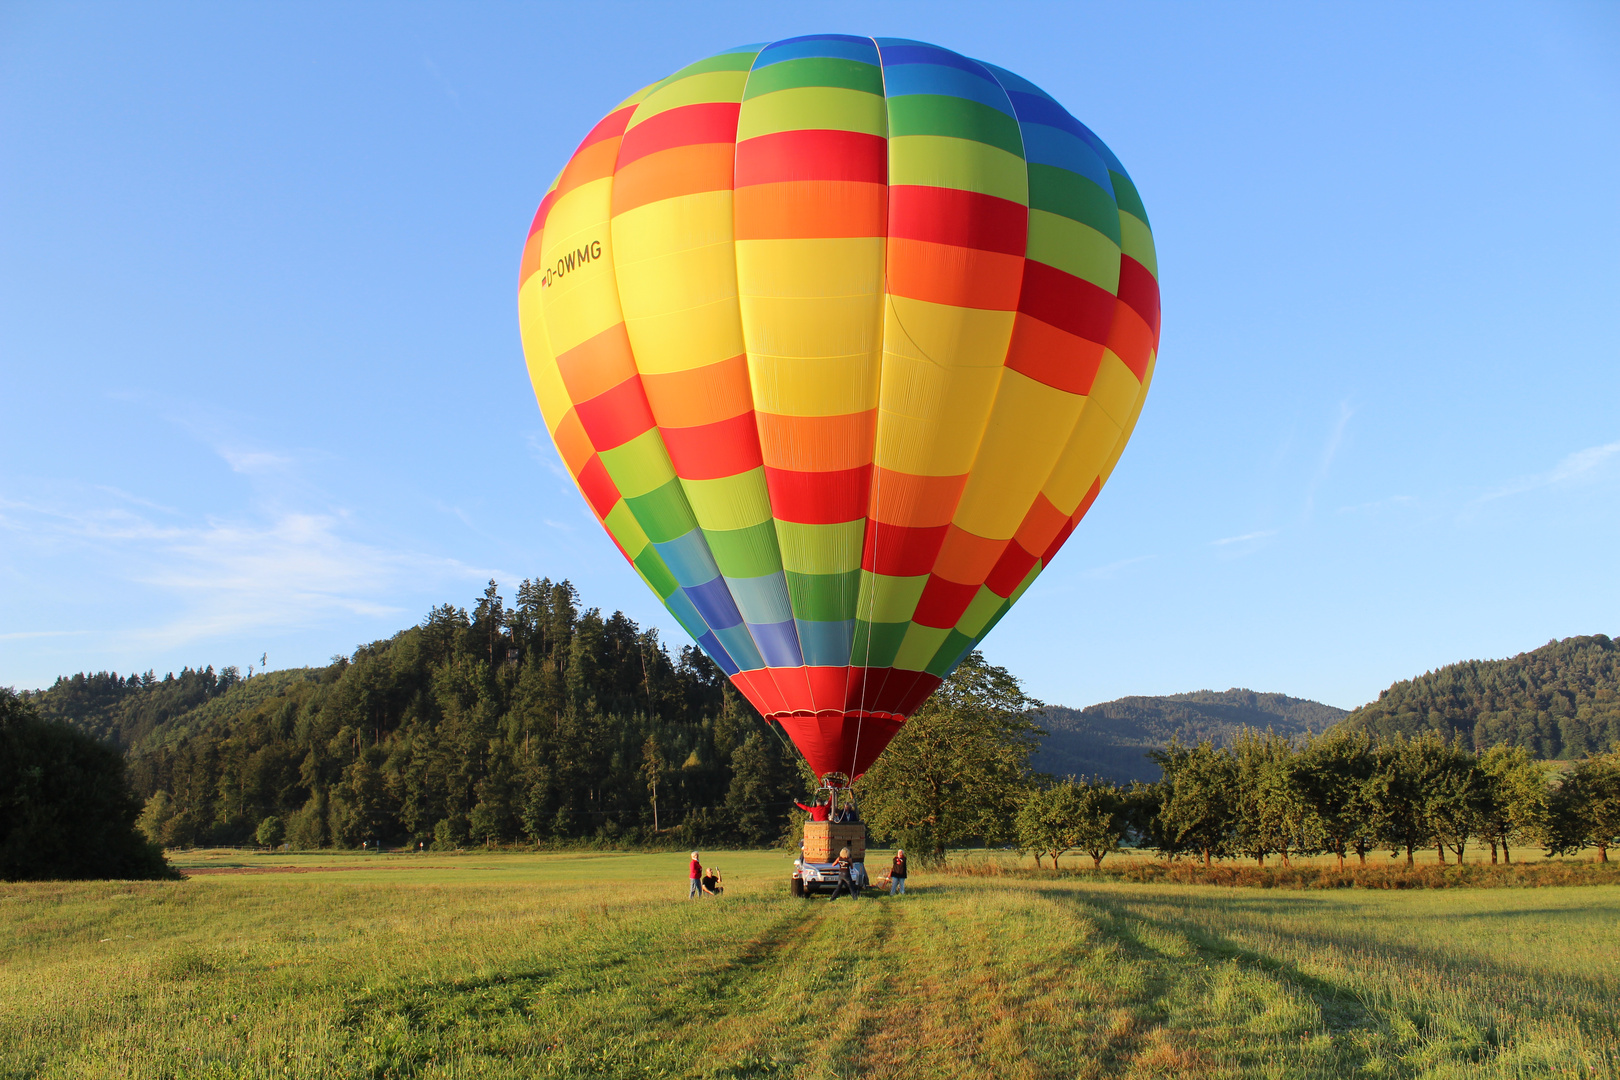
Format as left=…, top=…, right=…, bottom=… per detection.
left=688, top=851, right=702, bottom=898
left=890, top=849, right=908, bottom=895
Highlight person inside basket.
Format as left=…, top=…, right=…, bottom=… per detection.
left=795, top=796, right=830, bottom=822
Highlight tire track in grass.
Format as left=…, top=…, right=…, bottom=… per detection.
left=839, top=886, right=1169, bottom=1080
left=1052, top=887, right=1396, bottom=1077
left=700, top=896, right=899, bottom=1077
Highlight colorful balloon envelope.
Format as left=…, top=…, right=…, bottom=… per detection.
left=518, top=35, right=1159, bottom=782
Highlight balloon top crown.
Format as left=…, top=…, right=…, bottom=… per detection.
left=518, top=33, right=1159, bottom=782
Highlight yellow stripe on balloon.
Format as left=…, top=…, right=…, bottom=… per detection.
left=952, top=371, right=1086, bottom=541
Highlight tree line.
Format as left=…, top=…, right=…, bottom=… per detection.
left=1339, top=634, right=1620, bottom=758
left=35, top=579, right=805, bottom=853
left=1010, top=730, right=1620, bottom=870
left=25, top=580, right=1620, bottom=870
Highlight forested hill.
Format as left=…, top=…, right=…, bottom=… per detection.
left=1033, top=689, right=1347, bottom=783
left=1337, top=634, right=1620, bottom=758
left=23, top=579, right=804, bottom=851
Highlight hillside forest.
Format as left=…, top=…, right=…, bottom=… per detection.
left=21, top=578, right=1620, bottom=862
left=28, top=581, right=805, bottom=852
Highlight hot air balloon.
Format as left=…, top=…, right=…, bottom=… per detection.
left=518, top=34, right=1159, bottom=790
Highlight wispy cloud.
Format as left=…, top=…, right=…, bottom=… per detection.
left=1476, top=439, right=1620, bottom=504
left=0, top=630, right=92, bottom=641
left=1081, top=554, right=1157, bottom=580
left=0, top=492, right=487, bottom=654
left=219, top=448, right=295, bottom=475
left=1337, top=495, right=1418, bottom=515
left=1211, top=530, right=1278, bottom=547
left=1303, top=400, right=1354, bottom=519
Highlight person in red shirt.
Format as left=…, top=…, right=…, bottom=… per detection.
left=795, top=798, right=829, bottom=822
left=688, top=851, right=702, bottom=899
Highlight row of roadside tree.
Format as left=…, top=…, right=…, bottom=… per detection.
left=1013, top=730, right=1620, bottom=870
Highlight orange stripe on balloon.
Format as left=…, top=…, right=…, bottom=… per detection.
left=552, top=139, right=623, bottom=205
left=1105, top=302, right=1154, bottom=381
left=554, top=323, right=639, bottom=404
left=639, top=355, right=754, bottom=428
left=1003, top=312, right=1107, bottom=396
left=932, top=524, right=1006, bottom=586
left=1011, top=492, right=1068, bottom=557
left=756, top=412, right=875, bottom=472
left=734, top=181, right=887, bottom=240
left=868, top=469, right=965, bottom=528
left=885, top=238, right=1023, bottom=310
left=552, top=410, right=595, bottom=474
left=610, top=143, right=736, bottom=216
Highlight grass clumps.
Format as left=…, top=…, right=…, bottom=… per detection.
left=943, top=855, right=1620, bottom=890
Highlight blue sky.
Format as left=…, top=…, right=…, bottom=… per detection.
left=2, top=2, right=1616, bottom=709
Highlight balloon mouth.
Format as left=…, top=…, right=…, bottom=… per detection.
left=766, top=710, right=907, bottom=723
left=771, top=710, right=909, bottom=784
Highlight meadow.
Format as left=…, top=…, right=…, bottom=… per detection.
left=3, top=849, right=1618, bottom=1079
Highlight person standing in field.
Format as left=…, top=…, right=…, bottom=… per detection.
left=828, top=847, right=857, bottom=901
left=688, top=851, right=702, bottom=899
left=890, top=849, right=907, bottom=896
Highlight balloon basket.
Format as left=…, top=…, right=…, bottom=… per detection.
left=802, top=821, right=866, bottom=864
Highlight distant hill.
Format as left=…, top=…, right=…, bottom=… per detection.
left=1338, top=634, right=1620, bottom=759
left=1033, top=689, right=1348, bottom=784
left=27, top=666, right=321, bottom=752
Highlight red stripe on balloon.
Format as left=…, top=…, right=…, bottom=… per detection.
left=1017, top=260, right=1117, bottom=346
left=888, top=186, right=1027, bottom=256
left=911, top=574, right=981, bottom=629
left=863, top=522, right=948, bottom=578
left=578, top=104, right=639, bottom=154
left=616, top=102, right=741, bottom=168
left=1116, top=255, right=1160, bottom=337
left=574, top=378, right=657, bottom=452
left=985, top=541, right=1039, bottom=597
left=763, top=465, right=871, bottom=525
left=734, top=129, right=888, bottom=185
left=660, top=412, right=764, bottom=480
left=575, top=455, right=620, bottom=519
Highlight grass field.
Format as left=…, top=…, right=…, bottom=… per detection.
left=3, top=849, right=1618, bottom=1079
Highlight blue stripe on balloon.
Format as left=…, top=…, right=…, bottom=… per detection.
left=795, top=619, right=854, bottom=667
left=713, top=623, right=766, bottom=671
left=880, top=62, right=1016, bottom=116
left=724, top=572, right=794, bottom=626
left=684, top=576, right=744, bottom=630
left=748, top=619, right=804, bottom=668
left=661, top=588, right=711, bottom=642
left=1018, top=123, right=1115, bottom=193
left=874, top=40, right=990, bottom=79
left=653, top=530, right=723, bottom=588
left=756, top=34, right=878, bottom=67
left=695, top=630, right=740, bottom=676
